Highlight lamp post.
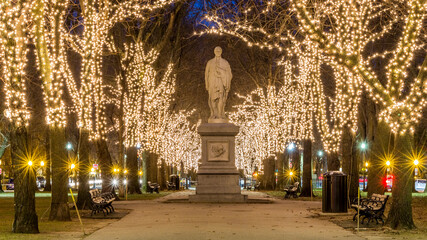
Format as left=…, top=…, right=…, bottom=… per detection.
left=70, top=163, right=76, bottom=189
left=359, top=141, right=368, bottom=191
left=124, top=169, right=128, bottom=200
left=414, top=159, right=419, bottom=192
left=91, top=168, right=96, bottom=189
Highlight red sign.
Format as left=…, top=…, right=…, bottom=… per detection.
left=93, top=164, right=98, bottom=170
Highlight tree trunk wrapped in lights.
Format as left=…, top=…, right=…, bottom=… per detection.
left=32, top=0, right=71, bottom=221
left=1, top=0, right=38, bottom=233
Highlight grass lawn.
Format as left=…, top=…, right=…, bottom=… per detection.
left=0, top=190, right=171, bottom=239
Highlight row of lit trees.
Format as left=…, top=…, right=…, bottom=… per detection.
left=201, top=0, right=426, bottom=229
left=1, top=0, right=187, bottom=233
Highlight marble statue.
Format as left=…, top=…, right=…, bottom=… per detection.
left=205, top=46, right=232, bottom=122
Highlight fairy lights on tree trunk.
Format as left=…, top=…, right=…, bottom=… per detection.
left=0, top=0, right=38, bottom=233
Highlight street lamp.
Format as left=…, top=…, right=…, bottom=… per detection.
left=40, top=161, right=45, bottom=167
left=124, top=169, right=128, bottom=200
left=28, top=161, right=33, bottom=167
left=414, top=159, right=419, bottom=166
left=287, top=142, right=296, bottom=151
left=359, top=141, right=368, bottom=191
left=66, top=142, right=73, bottom=150
left=317, top=150, right=323, bottom=157
left=360, top=142, right=367, bottom=151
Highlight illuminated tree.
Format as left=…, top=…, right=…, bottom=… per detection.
left=200, top=0, right=363, bottom=169
left=0, top=0, right=38, bottom=233
left=32, top=0, right=71, bottom=221
left=62, top=0, right=183, bottom=196
left=158, top=111, right=201, bottom=173
left=291, top=0, right=426, bottom=229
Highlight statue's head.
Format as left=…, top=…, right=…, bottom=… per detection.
left=214, top=46, right=222, bottom=57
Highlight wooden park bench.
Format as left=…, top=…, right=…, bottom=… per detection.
left=147, top=181, right=160, bottom=194
left=351, top=193, right=389, bottom=225
left=166, top=181, right=176, bottom=191
left=89, top=189, right=116, bottom=216
left=283, top=182, right=299, bottom=199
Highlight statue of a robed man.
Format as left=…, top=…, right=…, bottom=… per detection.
left=205, top=46, right=232, bottom=122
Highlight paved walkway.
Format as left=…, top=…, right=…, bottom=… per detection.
left=86, top=191, right=364, bottom=240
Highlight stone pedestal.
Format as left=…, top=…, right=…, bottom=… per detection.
left=189, top=123, right=247, bottom=203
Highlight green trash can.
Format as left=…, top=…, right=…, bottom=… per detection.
left=322, top=171, right=347, bottom=213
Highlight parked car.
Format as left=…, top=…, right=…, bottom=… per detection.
left=36, top=176, right=46, bottom=189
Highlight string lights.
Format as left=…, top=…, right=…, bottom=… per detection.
left=291, top=0, right=427, bottom=134
left=0, top=1, right=31, bottom=127
left=61, top=0, right=181, bottom=139
left=32, top=0, right=67, bottom=128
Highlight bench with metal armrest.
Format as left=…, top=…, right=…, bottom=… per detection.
left=147, top=181, right=160, bottom=194
left=351, top=193, right=389, bottom=225
left=283, top=182, right=299, bottom=199
left=89, top=189, right=116, bottom=216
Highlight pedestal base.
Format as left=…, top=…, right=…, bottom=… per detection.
left=191, top=122, right=246, bottom=203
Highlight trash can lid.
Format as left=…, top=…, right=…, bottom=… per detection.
left=323, top=171, right=347, bottom=176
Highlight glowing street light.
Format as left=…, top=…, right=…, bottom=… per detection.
left=386, top=160, right=391, bottom=166
left=413, top=159, right=419, bottom=166
left=91, top=168, right=95, bottom=173
left=70, top=163, right=76, bottom=170
left=112, top=179, right=118, bottom=185
left=317, top=150, right=323, bottom=157
left=139, top=171, right=143, bottom=176
left=124, top=169, right=128, bottom=174
left=28, top=161, right=33, bottom=166
left=40, top=161, right=45, bottom=167
left=287, top=143, right=296, bottom=151
left=360, top=142, right=367, bottom=151
left=365, top=162, right=369, bottom=167
left=66, top=142, right=73, bottom=150
left=289, top=171, right=294, bottom=176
